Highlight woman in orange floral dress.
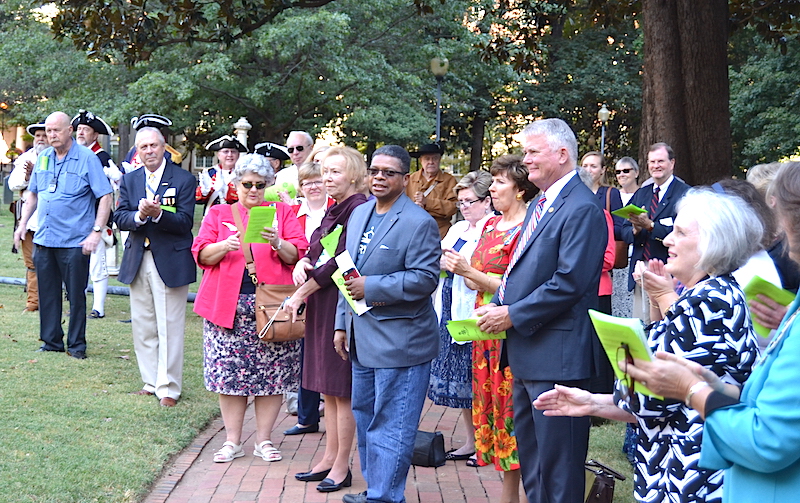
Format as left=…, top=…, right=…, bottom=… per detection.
left=443, top=155, right=536, bottom=503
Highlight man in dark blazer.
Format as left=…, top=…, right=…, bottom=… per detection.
left=114, top=127, right=196, bottom=407
left=620, top=142, right=691, bottom=322
left=477, top=119, right=607, bottom=503
left=334, top=145, right=441, bottom=503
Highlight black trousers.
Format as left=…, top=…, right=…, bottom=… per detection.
left=297, top=339, right=321, bottom=425
left=35, top=246, right=89, bottom=353
left=514, top=378, right=591, bottom=503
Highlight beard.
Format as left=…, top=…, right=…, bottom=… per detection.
left=34, top=143, right=47, bottom=155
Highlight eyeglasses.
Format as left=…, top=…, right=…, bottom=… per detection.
left=367, top=168, right=405, bottom=178
left=616, top=343, right=640, bottom=409
left=287, top=145, right=306, bottom=153
left=457, top=198, right=484, bottom=209
left=241, top=181, right=267, bottom=190
left=301, top=180, right=323, bottom=189
left=615, top=168, right=634, bottom=174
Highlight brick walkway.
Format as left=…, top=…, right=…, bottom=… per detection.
left=144, top=399, right=506, bottom=503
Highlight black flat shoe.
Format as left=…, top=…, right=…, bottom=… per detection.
left=445, top=448, right=476, bottom=461
left=88, top=310, right=104, bottom=319
left=295, top=468, right=330, bottom=482
left=316, top=470, right=352, bottom=493
left=283, top=423, right=320, bottom=435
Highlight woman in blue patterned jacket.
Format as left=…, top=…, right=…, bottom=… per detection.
left=534, top=189, right=763, bottom=503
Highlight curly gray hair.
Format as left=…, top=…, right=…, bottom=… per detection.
left=234, top=153, right=275, bottom=186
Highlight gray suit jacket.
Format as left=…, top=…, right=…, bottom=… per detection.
left=335, top=194, right=441, bottom=369
left=494, top=173, right=607, bottom=381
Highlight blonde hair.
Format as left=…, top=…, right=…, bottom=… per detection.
left=318, top=146, right=368, bottom=194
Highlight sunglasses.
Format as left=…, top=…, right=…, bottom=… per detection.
left=615, top=168, right=634, bottom=174
left=241, top=181, right=267, bottom=190
left=287, top=145, right=306, bottom=153
left=616, top=343, right=640, bottom=409
left=367, top=168, right=405, bottom=178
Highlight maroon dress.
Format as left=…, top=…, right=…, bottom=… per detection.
left=302, top=193, right=368, bottom=397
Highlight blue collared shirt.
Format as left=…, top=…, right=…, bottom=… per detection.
left=29, top=141, right=112, bottom=248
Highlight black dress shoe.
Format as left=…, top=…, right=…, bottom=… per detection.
left=35, top=347, right=64, bottom=353
left=316, top=470, right=352, bottom=493
left=295, top=468, right=330, bottom=482
left=283, top=423, right=319, bottom=435
left=68, top=351, right=87, bottom=360
left=342, top=491, right=367, bottom=503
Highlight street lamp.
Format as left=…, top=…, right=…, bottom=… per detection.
left=430, top=57, right=449, bottom=143
left=597, top=104, right=611, bottom=160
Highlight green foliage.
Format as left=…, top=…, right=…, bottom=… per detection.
left=730, top=31, right=800, bottom=169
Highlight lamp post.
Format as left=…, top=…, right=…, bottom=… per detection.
left=597, top=104, right=611, bottom=160
left=430, top=57, right=449, bottom=143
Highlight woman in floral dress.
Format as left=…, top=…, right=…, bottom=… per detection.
left=443, top=155, right=536, bottom=503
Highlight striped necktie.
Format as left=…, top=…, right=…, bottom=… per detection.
left=497, top=194, right=546, bottom=303
left=642, top=186, right=660, bottom=261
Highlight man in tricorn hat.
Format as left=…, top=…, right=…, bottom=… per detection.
left=123, top=114, right=183, bottom=171
left=8, top=120, right=48, bottom=312
left=406, top=142, right=457, bottom=238
left=72, top=110, right=123, bottom=319
left=254, top=141, right=290, bottom=174
left=196, top=135, right=248, bottom=215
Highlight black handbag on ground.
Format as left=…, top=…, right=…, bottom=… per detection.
left=410, top=430, right=446, bottom=467
left=585, top=459, right=626, bottom=503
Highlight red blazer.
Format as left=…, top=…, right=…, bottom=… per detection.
left=192, top=202, right=309, bottom=328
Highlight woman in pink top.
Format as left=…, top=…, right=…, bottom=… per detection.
left=192, top=153, right=309, bottom=464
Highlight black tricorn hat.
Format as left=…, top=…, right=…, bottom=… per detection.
left=254, top=142, right=290, bottom=161
left=206, top=135, right=248, bottom=153
left=71, top=110, right=114, bottom=136
left=26, top=121, right=46, bottom=135
left=409, top=142, right=444, bottom=158
left=131, top=114, right=172, bottom=130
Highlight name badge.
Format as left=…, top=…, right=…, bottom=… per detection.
left=48, top=179, right=57, bottom=192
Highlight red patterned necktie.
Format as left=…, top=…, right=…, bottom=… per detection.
left=498, top=194, right=546, bottom=303
left=642, top=186, right=660, bottom=261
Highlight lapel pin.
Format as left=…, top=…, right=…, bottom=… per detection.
left=548, top=207, right=554, bottom=213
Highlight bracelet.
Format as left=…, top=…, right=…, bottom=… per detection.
left=685, top=381, right=709, bottom=408
left=271, top=239, right=282, bottom=251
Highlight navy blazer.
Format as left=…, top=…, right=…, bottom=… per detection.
left=114, top=161, right=197, bottom=288
left=494, top=174, right=607, bottom=382
left=620, top=178, right=691, bottom=290
left=335, top=194, right=441, bottom=369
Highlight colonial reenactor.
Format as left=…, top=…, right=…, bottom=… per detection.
left=196, top=135, right=248, bottom=214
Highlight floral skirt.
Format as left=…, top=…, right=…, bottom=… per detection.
left=428, top=277, right=473, bottom=408
left=203, top=294, right=300, bottom=396
left=472, top=338, right=520, bottom=472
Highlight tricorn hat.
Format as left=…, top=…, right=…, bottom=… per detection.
left=26, top=120, right=46, bottom=135
left=254, top=142, right=290, bottom=161
left=206, top=135, right=248, bottom=153
left=409, top=142, right=444, bottom=158
left=71, top=110, right=114, bottom=136
left=131, top=114, right=172, bottom=130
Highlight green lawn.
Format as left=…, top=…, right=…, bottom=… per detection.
left=0, top=206, right=219, bottom=503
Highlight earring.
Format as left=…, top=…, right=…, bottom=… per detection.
left=351, top=180, right=355, bottom=184
left=515, top=193, right=523, bottom=201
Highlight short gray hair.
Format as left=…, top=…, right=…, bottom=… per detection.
left=521, top=118, right=578, bottom=168
left=234, top=153, right=275, bottom=186
left=676, top=189, right=763, bottom=277
left=454, top=170, right=492, bottom=199
left=288, top=131, right=313, bottom=146
left=135, top=126, right=165, bottom=146
left=373, top=145, right=411, bottom=173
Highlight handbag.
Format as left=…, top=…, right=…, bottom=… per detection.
left=410, top=430, right=446, bottom=467
left=231, top=203, right=306, bottom=342
left=605, top=188, right=629, bottom=269
left=584, top=459, right=626, bottom=503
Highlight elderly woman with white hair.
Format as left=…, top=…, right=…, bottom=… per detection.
left=192, top=153, right=309, bottom=464
left=535, top=189, right=762, bottom=503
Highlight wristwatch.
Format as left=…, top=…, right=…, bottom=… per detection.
left=92, top=225, right=102, bottom=233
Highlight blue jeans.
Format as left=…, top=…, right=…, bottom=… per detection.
left=351, top=359, right=431, bottom=503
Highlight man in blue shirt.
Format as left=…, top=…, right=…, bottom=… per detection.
left=13, top=111, right=113, bottom=359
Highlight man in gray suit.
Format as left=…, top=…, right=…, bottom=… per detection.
left=478, top=119, right=607, bottom=503
left=334, top=145, right=440, bottom=503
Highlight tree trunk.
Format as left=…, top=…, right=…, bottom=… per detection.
left=639, top=0, right=731, bottom=186
left=469, top=112, right=485, bottom=172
